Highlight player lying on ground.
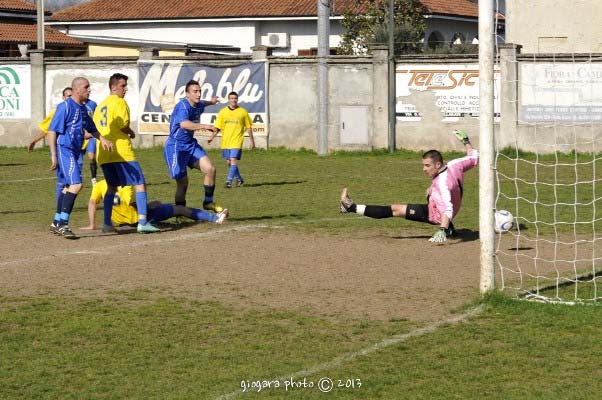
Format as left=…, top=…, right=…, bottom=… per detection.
left=340, top=130, right=478, bottom=244
left=80, top=179, right=229, bottom=231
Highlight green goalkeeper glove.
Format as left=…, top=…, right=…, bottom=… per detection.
left=454, top=129, right=470, bottom=144
left=429, top=227, right=447, bottom=244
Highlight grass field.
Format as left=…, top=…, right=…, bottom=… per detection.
left=2, top=146, right=602, bottom=399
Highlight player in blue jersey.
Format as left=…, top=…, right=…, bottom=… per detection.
left=47, top=77, right=113, bottom=239
left=164, top=80, right=223, bottom=213
left=82, top=98, right=99, bottom=185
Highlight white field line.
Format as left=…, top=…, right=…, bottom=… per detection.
left=0, top=223, right=271, bottom=268
left=215, top=304, right=484, bottom=400
left=0, top=217, right=352, bottom=268
left=0, top=176, right=55, bottom=184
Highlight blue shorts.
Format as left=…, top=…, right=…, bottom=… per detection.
left=222, top=148, right=242, bottom=160
left=56, top=145, right=83, bottom=185
left=164, top=140, right=207, bottom=180
left=101, top=161, right=146, bottom=186
left=147, top=204, right=175, bottom=223
left=86, top=138, right=97, bottom=154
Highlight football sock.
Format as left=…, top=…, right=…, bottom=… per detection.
left=59, top=192, right=77, bottom=224
left=103, top=192, right=115, bottom=226
left=54, top=190, right=65, bottom=223
left=227, top=165, right=237, bottom=183
left=135, top=191, right=149, bottom=225
left=89, top=160, right=97, bottom=179
left=233, top=165, right=242, bottom=182
left=190, top=207, right=215, bottom=222
left=362, top=205, right=393, bottom=219
left=204, top=185, right=215, bottom=204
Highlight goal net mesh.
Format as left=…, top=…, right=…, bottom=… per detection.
left=495, top=49, right=602, bottom=303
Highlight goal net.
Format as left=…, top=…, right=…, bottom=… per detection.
left=495, top=47, right=602, bottom=303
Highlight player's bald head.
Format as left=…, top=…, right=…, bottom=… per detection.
left=71, top=77, right=89, bottom=90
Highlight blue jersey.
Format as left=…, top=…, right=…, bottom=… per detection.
left=50, top=97, right=98, bottom=150
left=85, top=99, right=97, bottom=117
left=168, top=98, right=208, bottom=144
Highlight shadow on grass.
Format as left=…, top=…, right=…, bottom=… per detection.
left=147, top=181, right=173, bottom=186
left=390, top=229, right=479, bottom=242
left=227, top=214, right=305, bottom=222
left=0, top=163, right=27, bottom=167
left=0, top=209, right=37, bottom=215
left=242, top=180, right=306, bottom=188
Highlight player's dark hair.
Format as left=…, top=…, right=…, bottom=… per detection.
left=62, top=87, right=72, bottom=96
left=228, top=91, right=238, bottom=98
left=185, top=80, right=200, bottom=92
left=423, top=149, right=443, bottom=164
left=109, top=73, right=128, bottom=88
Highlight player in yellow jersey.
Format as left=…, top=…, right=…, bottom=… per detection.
left=94, top=73, right=159, bottom=234
left=81, top=179, right=228, bottom=230
left=208, top=91, right=254, bottom=188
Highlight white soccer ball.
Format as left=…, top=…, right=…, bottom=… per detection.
left=494, top=210, right=514, bottom=233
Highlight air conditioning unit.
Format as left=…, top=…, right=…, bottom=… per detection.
left=261, top=33, right=290, bottom=48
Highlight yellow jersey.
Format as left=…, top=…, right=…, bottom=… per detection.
left=214, top=106, right=252, bottom=149
left=38, top=110, right=56, bottom=134
left=94, top=95, right=135, bottom=165
left=90, top=179, right=138, bottom=226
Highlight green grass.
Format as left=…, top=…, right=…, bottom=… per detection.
left=3, top=146, right=602, bottom=398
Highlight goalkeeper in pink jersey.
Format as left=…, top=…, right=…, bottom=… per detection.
left=340, top=130, right=478, bottom=244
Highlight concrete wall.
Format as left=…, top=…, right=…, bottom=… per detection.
left=506, top=0, right=602, bottom=53
left=498, top=44, right=602, bottom=154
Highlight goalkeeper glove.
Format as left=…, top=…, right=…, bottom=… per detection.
left=429, top=227, right=447, bottom=244
left=454, top=129, right=470, bottom=145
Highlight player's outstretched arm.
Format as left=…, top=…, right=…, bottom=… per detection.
left=454, top=129, right=473, bottom=152
left=247, top=128, right=255, bottom=151
left=27, top=131, right=47, bottom=152
left=80, top=199, right=98, bottom=230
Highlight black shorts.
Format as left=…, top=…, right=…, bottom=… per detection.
left=405, top=204, right=432, bottom=224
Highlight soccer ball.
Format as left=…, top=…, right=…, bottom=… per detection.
left=494, top=210, right=514, bottom=233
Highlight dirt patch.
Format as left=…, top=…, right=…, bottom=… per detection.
left=0, top=224, right=480, bottom=322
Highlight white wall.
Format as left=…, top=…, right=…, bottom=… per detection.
left=53, top=19, right=345, bottom=56
left=506, top=0, right=602, bottom=53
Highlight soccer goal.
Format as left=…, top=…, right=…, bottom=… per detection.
left=491, top=45, right=602, bottom=303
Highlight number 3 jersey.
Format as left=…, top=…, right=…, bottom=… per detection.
left=93, top=94, right=135, bottom=165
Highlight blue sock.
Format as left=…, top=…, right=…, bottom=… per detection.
left=103, top=192, right=115, bottom=226
left=59, top=192, right=77, bottom=225
left=204, top=185, right=215, bottom=204
left=227, top=165, right=236, bottom=183
left=233, top=165, right=242, bottom=182
left=135, top=191, right=148, bottom=225
left=54, top=190, right=65, bottom=224
left=190, top=207, right=216, bottom=222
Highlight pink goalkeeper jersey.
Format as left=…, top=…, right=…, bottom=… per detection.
left=427, top=149, right=479, bottom=224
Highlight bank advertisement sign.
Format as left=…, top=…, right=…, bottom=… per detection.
left=138, top=62, right=266, bottom=135
left=520, top=63, right=602, bottom=122
left=395, top=64, right=500, bottom=121
left=0, top=65, right=31, bottom=119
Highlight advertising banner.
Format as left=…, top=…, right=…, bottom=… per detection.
left=138, top=62, right=266, bottom=135
left=395, top=64, right=500, bottom=121
left=0, top=65, right=31, bottom=119
left=520, top=63, right=602, bottom=122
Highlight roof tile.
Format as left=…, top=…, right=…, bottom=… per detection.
left=0, top=23, right=83, bottom=45
left=0, top=0, right=37, bottom=12
left=50, top=0, right=480, bottom=22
